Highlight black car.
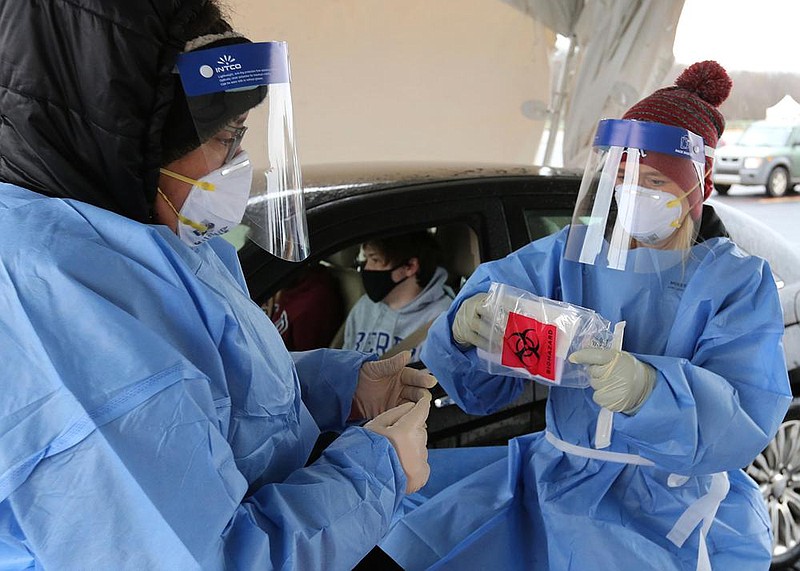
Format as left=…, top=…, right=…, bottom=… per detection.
left=237, top=162, right=800, bottom=568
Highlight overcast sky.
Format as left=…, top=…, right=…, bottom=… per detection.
left=674, top=0, right=800, bottom=73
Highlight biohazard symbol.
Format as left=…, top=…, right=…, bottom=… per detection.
left=508, top=328, right=541, bottom=367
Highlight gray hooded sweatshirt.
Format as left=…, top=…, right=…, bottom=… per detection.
left=343, top=267, right=454, bottom=361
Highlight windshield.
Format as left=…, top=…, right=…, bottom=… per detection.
left=737, top=124, right=792, bottom=147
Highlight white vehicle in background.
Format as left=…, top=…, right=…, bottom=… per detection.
left=709, top=199, right=800, bottom=568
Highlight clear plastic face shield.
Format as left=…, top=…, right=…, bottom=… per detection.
left=564, top=119, right=711, bottom=273
left=172, top=41, right=309, bottom=260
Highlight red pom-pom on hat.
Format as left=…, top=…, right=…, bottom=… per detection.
left=675, top=60, right=732, bottom=107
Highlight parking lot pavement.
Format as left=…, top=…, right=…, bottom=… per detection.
left=711, top=185, right=800, bottom=248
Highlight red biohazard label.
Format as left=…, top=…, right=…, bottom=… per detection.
left=501, top=311, right=558, bottom=381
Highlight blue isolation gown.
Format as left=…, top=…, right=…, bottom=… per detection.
left=382, top=226, right=791, bottom=570
left=0, top=183, right=407, bottom=570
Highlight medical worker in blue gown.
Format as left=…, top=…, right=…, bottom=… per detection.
left=0, top=2, right=436, bottom=569
left=380, top=61, right=791, bottom=570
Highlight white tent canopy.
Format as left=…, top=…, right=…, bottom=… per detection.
left=765, top=95, right=800, bottom=122
left=504, top=0, right=685, bottom=168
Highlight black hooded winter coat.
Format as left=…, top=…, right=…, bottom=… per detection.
left=0, top=0, right=216, bottom=222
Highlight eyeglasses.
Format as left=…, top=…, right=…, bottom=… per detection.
left=220, top=124, right=248, bottom=165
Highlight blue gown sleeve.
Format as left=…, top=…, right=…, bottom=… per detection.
left=209, top=238, right=375, bottom=435
left=0, top=379, right=405, bottom=571
left=615, top=254, right=792, bottom=474
left=227, top=427, right=406, bottom=569
left=0, top=208, right=405, bottom=570
left=421, top=232, right=565, bottom=415
left=291, top=349, right=375, bottom=433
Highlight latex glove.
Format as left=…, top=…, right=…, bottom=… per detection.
left=365, top=396, right=431, bottom=494
left=568, top=348, right=656, bottom=414
left=353, top=351, right=437, bottom=419
left=451, top=292, right=492, bottom=351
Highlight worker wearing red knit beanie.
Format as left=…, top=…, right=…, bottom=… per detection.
left=388, top=59, right=789, bottom=571
left=565, top=60, right=733, bottom=269
left=622, top=60, right=732, bottom=202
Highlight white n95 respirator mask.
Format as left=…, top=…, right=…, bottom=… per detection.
left=614, top=184, right=683, bottom=245
left=159, top=151, right=253, bottom=247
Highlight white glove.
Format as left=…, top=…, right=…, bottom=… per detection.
left=451, top=293, right=492, bottom=351
left=353, top=351, right=437, bottom=419
left=568, top=348, right=656, bottom=414
left=365, top=396, right=431, bottom=494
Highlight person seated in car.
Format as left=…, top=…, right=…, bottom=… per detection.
left=343, top=231, right=454, bottom=361
left=263, top=262, right=344, bottom=351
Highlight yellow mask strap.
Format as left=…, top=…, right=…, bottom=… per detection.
left=159, top=168, right=215, bottom=191
left=156, top=188, right=208, bottom=233
left=665, top=168, right=710, bottom=209
left=665, top=169, right=710, bottom=228
left=666, top=185, right=699, bottom=209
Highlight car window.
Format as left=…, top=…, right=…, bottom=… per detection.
left=260, top=222, right=479, bottom=352
left=222, top=224, right=249, bottom=251
left=524, top=211, right=572, bottom=241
